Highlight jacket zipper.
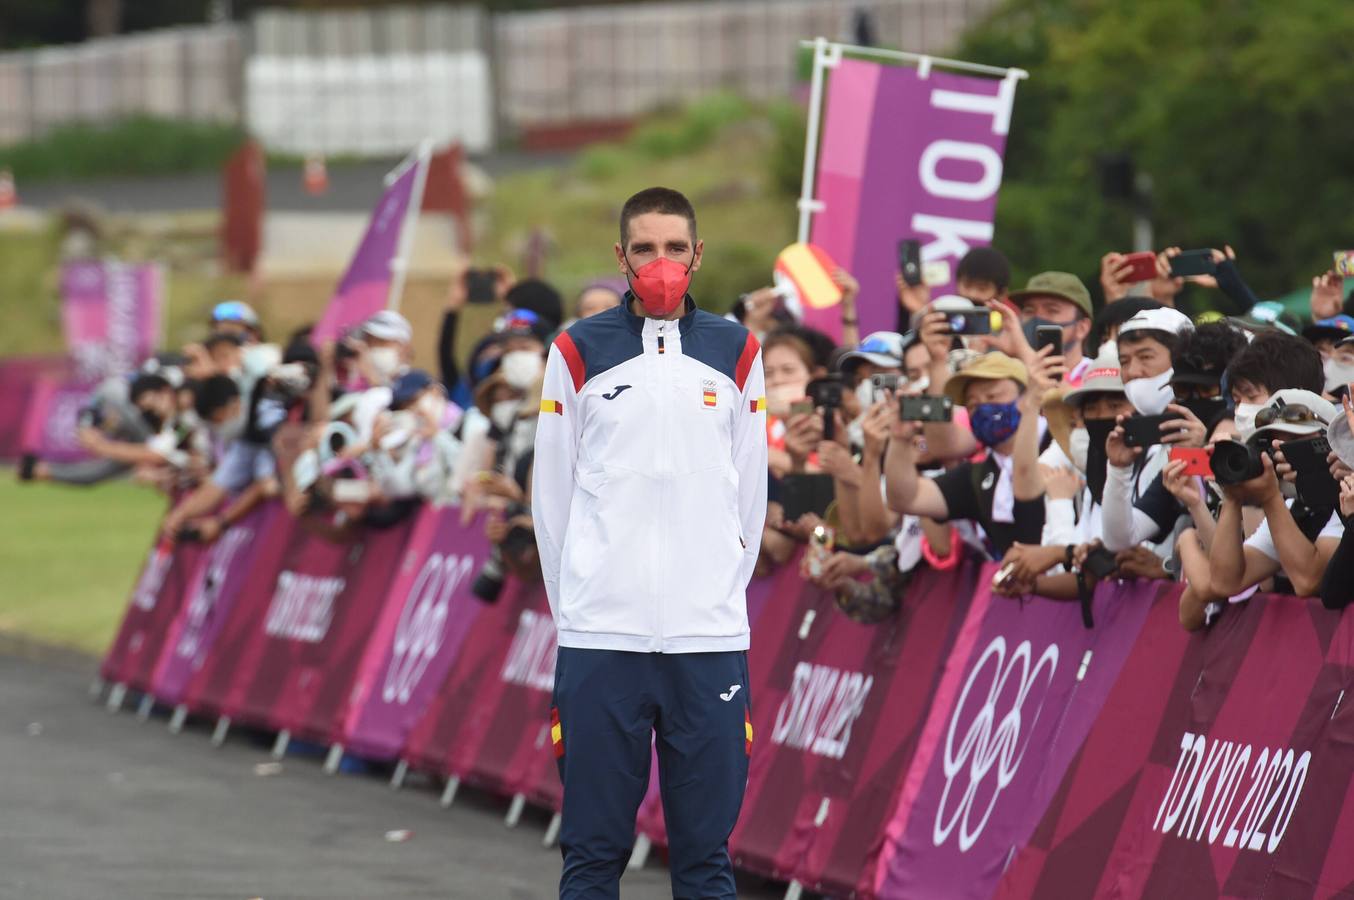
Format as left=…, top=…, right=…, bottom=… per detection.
left=655, top=320, right=669, bottom=652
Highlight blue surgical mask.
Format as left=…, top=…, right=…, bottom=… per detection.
left=970, top=402, right=1021, bottom=448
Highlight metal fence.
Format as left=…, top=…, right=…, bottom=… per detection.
left=0, top=25, right=243, bottom=145
left=0, top=0, right=998, bottom=152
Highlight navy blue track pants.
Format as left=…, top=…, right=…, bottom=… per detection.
left=551, top=647, right=751, bottom=900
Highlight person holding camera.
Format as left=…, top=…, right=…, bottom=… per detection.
left=1206, top=389, right=1344, bottom=602
left=883, top=348, right=1059, bottom=558
left=532, top=187, right=767, bottom=899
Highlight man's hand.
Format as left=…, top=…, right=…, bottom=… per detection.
left=1115, top=546, right=1169, bottom=581
left=1099, top=252, right=1135, bottom=304
left=1312, top=270, right=1345, bottom=321
left=1105, top=416, right=1143, bottom=468
left=832, top=268, right=860, bottom=305
left=1271, top=440, right=1297, bottom=485
left=896, top=274, right=930, bottom=319
left=76, top=425, right=106, bottom=452
left=806, top=550, right=871, bottom=591
left=1041, top=464, right=1082, bottom=501
left=1220, top=452, right=1281, bottom=506
left=861, top=400, right=894, bottom=460
left=784, top=411, right=825, bottom=469
left=1022, top=343, right=1066, bottom=410
left=817, top=441, right=860, bottom=486
left=1160, top=403, right=1207, bottom=448
left=917, top=309, right=953, bottom=366
left=1151, top=248, right=1187, bottom=306
left=984, top=298, right=1034, bottom=363
left=1162, top=458, right=1204, bottom=507
left=194, top=516, right=224, bottom=543
left=1340, top=474, right=1354, bottom=520
left=1001, top=542, right=1064, bottom=585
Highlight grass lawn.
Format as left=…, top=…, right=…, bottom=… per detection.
left=0, top=475, right=166, bottom=656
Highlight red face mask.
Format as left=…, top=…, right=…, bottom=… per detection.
left=627, top=255, right=693, bottom=317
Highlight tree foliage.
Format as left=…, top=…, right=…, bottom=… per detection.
left=958, top=0, right=1354, bottom=301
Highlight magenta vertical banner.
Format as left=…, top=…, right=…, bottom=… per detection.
left=311, top=154, right=425, bottom=344
left=872, top=575, right=1155, bottom=899
left=809, top=60, right=1017, bottom=338
left=60, top=259, right=163, bottom=380
left=341, top=506, right=493, bottom=760
left=20, top=376, right=99, bottom=463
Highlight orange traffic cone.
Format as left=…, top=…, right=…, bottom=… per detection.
left=0, top=168, right=16, bottom=210
left=303, top=154, right=329, bottom=196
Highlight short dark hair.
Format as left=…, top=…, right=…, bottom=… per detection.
left=1224, top=332, right=1324, bottom=396
left=619, top=187, right=697, bottom=247
left=1118, top=328, right=1181, bottom=358
left=194, top=374, right=240, bottom=420
left=773, top=324, right=837, bottom=372
left=955, top=246, right=1011, bottom=293
left=1172, top=322, right=1247, bottom=382
left=129, top=373, right=172, bottom=404
left=1087, top=297, right=1162, bottom=358
left=205, top=331, right=244, bottom=351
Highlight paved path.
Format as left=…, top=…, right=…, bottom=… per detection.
left=0, top=651, right=780, bottom=900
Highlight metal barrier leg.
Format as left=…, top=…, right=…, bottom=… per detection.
left=105, top=683, right=127, bottom=713
left=784, top=880, right=804, bottom=900
left=627, top=834, right=652, bottom=871
left=136, top=694, right=154, bottom=721
left=89, top=677, right=105, bottom=700
left=168, top=704, right=188, bottom=734
left=505, top=793, right=526, bottom=828
left=543, top=812, right=562, bottom=848
left=439, top=776, right=460, bottom=808
left=322, top=743, right=344, bottom=775
left=390, top=759, right=409, bottom=790
left=210, top=715, right=231, bottom=747
left=270, top=729, right=290, bottom=760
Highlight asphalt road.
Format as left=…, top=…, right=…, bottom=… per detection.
left=0, top=649, right=781, bottom=900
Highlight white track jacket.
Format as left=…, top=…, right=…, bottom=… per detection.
left=532, top=297, right=768, bottom=653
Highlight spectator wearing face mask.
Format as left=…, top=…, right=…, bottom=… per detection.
left=884, top=350, right=1059, bottom=557
left=1100, top=307, right=1197, bottom=558
left=1100, top=322, right=1245, bottom=555
left=1008, top=271, right=1095, bottom=386
left=349, top=310, right=414, bottom=445
left=1318, top=407, right=1354, bottom=610
left=1318, top=333, right=1354, bottom=396
left=370, top=369, right=464, bottom=503
left=1208, top=390, right=1344, bottom=601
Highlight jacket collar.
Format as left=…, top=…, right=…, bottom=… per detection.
left=620, top=292, right=699, bottom=336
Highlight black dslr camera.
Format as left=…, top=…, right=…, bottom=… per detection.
left=805, top=376, right=844, bottom=441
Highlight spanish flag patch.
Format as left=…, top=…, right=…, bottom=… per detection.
left=750, top=396, right=767, bottom=413
left=550, top=707, right=564, bottom=758
left=702, top=378, right=718, bottom=408
left=745, top=709, right=753, bottom=756
left=540, top=399, right=563, bottom=415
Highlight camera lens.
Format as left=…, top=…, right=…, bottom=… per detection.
left=947, top=314, right=966, bottom=333
left=1210, top=441, right=1263, bottom=485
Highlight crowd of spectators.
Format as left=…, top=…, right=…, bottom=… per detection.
left=20, top=232, right=1354, bottom=625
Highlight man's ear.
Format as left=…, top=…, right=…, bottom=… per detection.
left=1073, top=317, right=1092, bottom=346
left=614, top=241, right=628, bottom=275
left=691, top=238, right=704, bottom=273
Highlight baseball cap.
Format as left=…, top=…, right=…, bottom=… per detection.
left=1061, top=343, right=1124, bottom=405
left=211, top=300, right=260, bottom=327
left=1303, top=314, right=1354, bottom=344
left=944, top=351, right=1028, bottom=406
left=1118, top=306, right=1195, bottom=339
left=498, top=308, right=552, bottom=342
left=390, top=368, right=436, bottom=410
left=1008, top=271, right=1093, bottom=318
left=837, top=331, right=906, bottom=372
left=1249, top=389, right=1338, bottom=443
left=361, top=310, right=413, bottom=344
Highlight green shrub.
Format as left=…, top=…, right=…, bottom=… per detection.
left=0, top=117, right=246, bottom=183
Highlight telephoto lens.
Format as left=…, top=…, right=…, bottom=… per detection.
left=1209, top=440, right=1264, bottom=485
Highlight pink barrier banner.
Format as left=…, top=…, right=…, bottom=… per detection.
left=873, top=573, right=1157, bottom=899
left=100, top=537, right=207, bottom=690
left=994, top=589, right=1354, bottom=900
left=402, top=578, right=561, bottom=806
left=726, top=558, right=981, bottom=895
left=242, top=519, right=415, bottom=742
left=311, top=152, right=427, bottom=344
left=809, top=59, right=1017, bottom=338
left=0, top=355, right=69, bottom=461
left=341, top=506, right=493, bottom=759
left=60, top=259, right=163, bottom=381
left=149, top=503, right=286, bottom=706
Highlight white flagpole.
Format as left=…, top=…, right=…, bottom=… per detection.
left=386, top=138, right=434, bottom=313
